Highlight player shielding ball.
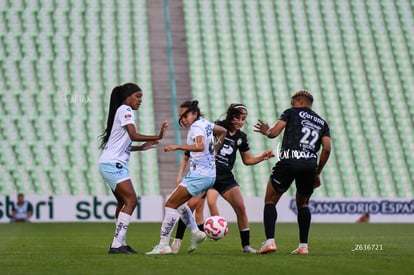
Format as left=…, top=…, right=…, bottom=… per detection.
left=146, top=100, right=227, bottom=255
left=171, top=103, right=274, bottom=254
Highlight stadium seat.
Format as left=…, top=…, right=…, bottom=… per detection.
left=0, top=0, right=159, bottom=196
left=2, top=0, right=413, bottom=199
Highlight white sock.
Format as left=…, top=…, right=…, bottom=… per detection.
left=160, top=207, right=179, bottom=245
left=178, top=204, right=198, bottom=234
left=113, top=219, right=125, bottom=246
left=111, top=212, right=131, bottom=248
left=299, top=243, right=308, bottom=248
left=267, top=238, right=275, bottom=244
left=114, top=218, right=127, bottom=246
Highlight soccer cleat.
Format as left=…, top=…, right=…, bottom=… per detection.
left=188, top=231, right=207, bottom=253
left=242, top=245, right=257, bottom=253
left=145, top=244, right=172, bottom=255
left=290, top=246, right=308, bottom=255
left=171, top=238, right=182, bottom=254
left=125, top=245, right=138, bottom=254
left=108, top=246, right=133, bottom=254
left=256, top=240, right=277, bottom=254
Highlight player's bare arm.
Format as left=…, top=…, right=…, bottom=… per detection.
left=254, top=119, right=286, bottom=138
left=125, top=121, right=168, bottom=142
left=314, top=136, right=331, bottom=188
left=213, top=124, right=227, bottom=153
left=240, top=150, right=275, bottom=165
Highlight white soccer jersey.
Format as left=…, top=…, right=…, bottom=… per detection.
left=99, top=104, right=135, bottom=165
left=187, top=117, right=216, bottom=177
left=13, top=201, right=31, bottom=219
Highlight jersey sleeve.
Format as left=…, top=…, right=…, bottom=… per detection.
left=190, top=122, right=205, bottom=140
left=119, top=106, right=135, bottom=127
left=239, top=131, right=250, bottom=152
left=321, top=122, right=331, bottom=138
left=279, top=108, right=292, bottom=122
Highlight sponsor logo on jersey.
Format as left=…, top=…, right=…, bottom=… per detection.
left=299, top=111, right=325, bottom=126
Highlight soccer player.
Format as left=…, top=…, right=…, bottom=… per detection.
left=171, top=103, right=274, bottom=254
left=11, top=193, right=33, bottom=222
left=99, top=83, right=168, bottom=254
left=146, top=100, right=227, bottom=254
left=254, top=89, right=331, bottom=255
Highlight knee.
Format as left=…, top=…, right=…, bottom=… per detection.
left=233, top=203, right=247, bottom=216
left=125, top=196, right=137, bottom=207
left=187, top=200, right=198, bottom=210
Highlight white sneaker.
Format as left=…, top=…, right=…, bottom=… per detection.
left=171, top=238, right=182, bottom=254
left=145, top=244, right=172, bottom=255
left=188, top=231, right=206, bottom=253
left=242, top=245, right=257, bottom=253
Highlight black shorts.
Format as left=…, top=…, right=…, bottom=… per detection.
left=269, top=159, right=317, bottom=196
left=213, top=173, right=239, bottom=195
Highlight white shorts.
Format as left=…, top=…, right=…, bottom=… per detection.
left=99, top=162, right=130, bottom=191
left=180, top=171, right=216, bottom=197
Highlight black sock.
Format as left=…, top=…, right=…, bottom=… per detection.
left=240, top=230, right=250, bottom=247
left=197, top=223, right=204, bottom=231
left=297, top=207, right=311, bottom=243
left=263, top=204, right=277, bottom=239
left=175, top=218, right=186, bottom=240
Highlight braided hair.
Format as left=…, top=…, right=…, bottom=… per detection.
left=99, top=83, right=141, bottom=149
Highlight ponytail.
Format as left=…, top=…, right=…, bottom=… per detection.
left=99, top=83, right=141, bottom=149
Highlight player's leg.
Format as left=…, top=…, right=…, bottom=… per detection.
left=180, top=174, right=214, bottom=252
left=206, top=188, right=220, bottom=216
left=109, top=179, right=137, bottom=254
left=290, top=192, right=310, bottom=255
left=111, top=190, right=135, bottom=253
left=194, top=195, right=206, bottom=230
left=221, top=186, right=256, bottom=253
left=162, top=186, right=192, bottom=242
left=291, top=163, right=315, bottom=255
left=257, top=161, right=294, bottom=254
left=172, top=194, right=204, bottom=254
left=147, top=185, right=192, bottom=254
left=257, top=180, right=282, bottom=254
left=176, top=195, right=207, bottom=253
left=112, top=191, right=124, bottom=219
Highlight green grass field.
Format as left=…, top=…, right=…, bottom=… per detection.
left=0, top=222, right=413, bottom=274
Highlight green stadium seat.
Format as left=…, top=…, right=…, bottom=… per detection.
left=0, top=0, right=159, bottom=196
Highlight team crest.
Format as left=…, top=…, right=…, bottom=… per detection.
left=237, top=138, right=242, bottom=146
left=125, top=113, right=132, bottom=119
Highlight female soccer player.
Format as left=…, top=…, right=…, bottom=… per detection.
left=146, top=100, right=227, bottom=254
left=171, top=103, right=274, bottom=254
left=254, top=89, right=331, bottom=255
left=99, top=83, right=168, bottom=254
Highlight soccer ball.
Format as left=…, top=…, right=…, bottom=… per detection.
left=203, top=215, right=228, bottom=240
